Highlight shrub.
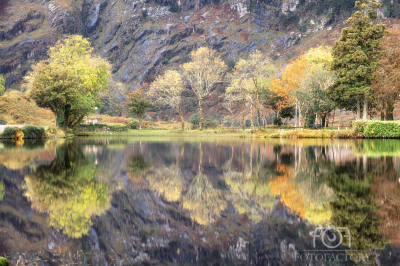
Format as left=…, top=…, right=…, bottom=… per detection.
left=203, top=118, right=219, bottom=129
left=106, top=123, right=128, bottom=132
left=0, top=117, right=6, bottom=125
left=189, top=113, right=200, bottom=126
left=0, top=256, right=11, bottom=266
left=245, top=119, right=251, bottom=127
left=233, top=120, right=240, bottom=127
left=2, top=127, right=24, bottom=140
left=351, top=120, right=369, bottom=135
left=44, top=126, right=66, bottom=138
left=298, top=19, right=310, bottom=32
left=170, top=4, right=181, bottom=12
left=128, top=118, right=138, bottom=129
left=273, top=116, right=282, bottom=126
left=364, top=121, right=400, bottom=138
left=21, top=126, right=45, bottom=139
left=141, top=9, right=148, bottom=18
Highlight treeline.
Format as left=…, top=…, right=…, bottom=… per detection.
left=11, top=0, right=400, bottom=131
left=142, top=0, right=398, bottom=130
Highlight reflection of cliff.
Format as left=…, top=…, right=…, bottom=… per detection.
left=23, top=144, right=111, bottom=238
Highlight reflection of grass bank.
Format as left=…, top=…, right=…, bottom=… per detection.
left=263, top=129, right=351, bottom=139
left=76, top=129, right=253, bottom=137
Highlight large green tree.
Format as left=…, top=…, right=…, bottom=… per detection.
left=328, top=0, right=387, bottom=120
left=25, top=35, right=111, bottom=130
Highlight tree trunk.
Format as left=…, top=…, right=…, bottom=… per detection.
left=250, top=106, right=255, bottom=129
left=199, top=99, right=204, bottom=131
left=321, top=114, right=326, bottom=128
left=386, top=101, right=394, bottom=120
left=256, top=96, right=261, bottom=130
left=356, top=97, right=361, bottom=120
left=177, top=108, right=185, bottom=130
left=242, top=107, right=245, bottom=131
left=298, top=106, right=303, bottom=127
left=362, top=96, right=368, bottom=120
left=139, top=118, right=142, bottom=130
left=63, top=104, right=71, bottom=132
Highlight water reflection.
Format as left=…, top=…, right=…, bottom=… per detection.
left=0, top=138, right=400, bottom=265
left=23, top=143, right=111, bottom=238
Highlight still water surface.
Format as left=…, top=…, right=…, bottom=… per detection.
left=0, top=137, right=400, bottom=265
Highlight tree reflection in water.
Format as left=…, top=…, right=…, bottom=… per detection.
left=182, top=142, right=226, bottom=225
left=147, top=141, right=185, bottom=202
left=224, top=142, right=275, bottom=223
left=326, top=159, right=387, bottom=263
left=0, top=181, right=4, bottom=201
left=23, top=143, right=111, bottom=238
left=3, top=138, right=400, bottom=265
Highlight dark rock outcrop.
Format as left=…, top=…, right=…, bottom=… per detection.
left=86, top=3, right=100, bottom=34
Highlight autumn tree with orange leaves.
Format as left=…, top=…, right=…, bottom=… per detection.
left=373, top=27, right=400, bottom=120
left=264, top=56, right=307, bottom=124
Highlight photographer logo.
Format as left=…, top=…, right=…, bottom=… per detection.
left=312, top=226, right=351, bottom=249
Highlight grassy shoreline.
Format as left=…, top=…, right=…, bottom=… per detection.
left=2, top=120, right=400, bottom=140
left=75, top=129, right=254, bottom=137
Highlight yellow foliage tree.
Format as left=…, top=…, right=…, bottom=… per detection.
left=225, top=72, right=251, bottom=130
left=270, top=56, right=308, bottom=116
left=148, top=70, right=186, bottom=130
left=234, top=51, right=275, bottom=129
left=182, top=47, right=227, bottom=130
left=305, top=46, right=333, bottom=70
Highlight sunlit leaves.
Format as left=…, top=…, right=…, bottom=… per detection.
left=270, top=56, right=308, bottom=111
left=25, top=35, right=111, bottom=129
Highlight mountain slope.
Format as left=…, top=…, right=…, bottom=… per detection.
left=0, top=0, right=397, bottom=122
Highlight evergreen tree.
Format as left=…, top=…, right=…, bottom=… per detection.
left=328, top=0, right=387, bottom=120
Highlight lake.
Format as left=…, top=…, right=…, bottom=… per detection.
left=0, top=137, right=400, bottom=265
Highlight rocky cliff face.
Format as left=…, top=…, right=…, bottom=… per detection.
left=0, top=0, right=393, bottom=92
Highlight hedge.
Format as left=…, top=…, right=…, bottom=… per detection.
left=76, top=123, right=128, bottom=132
left=128, top=118, right=137, bottom=129
left=106, top=123, right=128, bottom=132
left=363, top=121, right=400, bottom=138
left=76, top=124, right=108, bottom=132
left=351, top=120, right=369, bottom=135
left=21, top=126, right=45, bottom=139
left=2, top=127, right=24, bottom=139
